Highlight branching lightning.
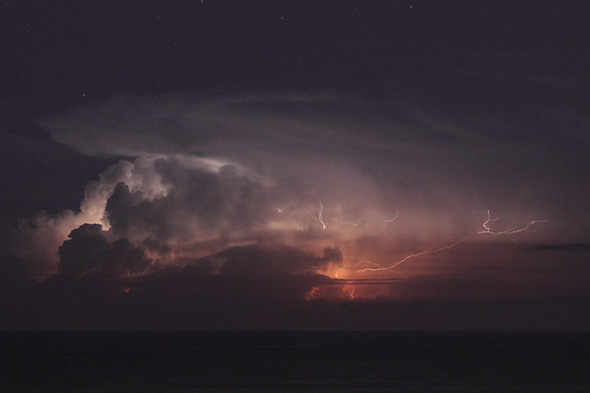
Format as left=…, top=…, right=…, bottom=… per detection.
left=359, top=239, right=464, bottom=272
left=275, top=199, right=549, bottom=279
left=358, top=210, right=549, bottom=274
left=477, top=210, right=549, bottom=235
left=350, top=206, right=404, bottom=273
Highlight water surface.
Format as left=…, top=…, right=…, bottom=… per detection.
left=2, top=331, right=589, bottom=392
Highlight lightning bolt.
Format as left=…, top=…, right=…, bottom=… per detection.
left=358, top=210, right=549, bottom=274
left=359, top=239, right=464, bottom=272
left=355, top=259, right=385, bottom=269
left=344, top=218, right=362, bottom=226
left=314, top=202, right=326, bottom=230
left=350, top=207, right=403, bottom=273
left=477, top=210, right=549, bottom=235
left=383, top=208, right=401, bottom=224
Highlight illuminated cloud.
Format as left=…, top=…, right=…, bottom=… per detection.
left=3, top=1, right=590, bottom=331
left=18, top=84, right=590, bottom=283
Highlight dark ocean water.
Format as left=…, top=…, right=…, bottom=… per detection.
left=1, top=331, right=589, bottom=392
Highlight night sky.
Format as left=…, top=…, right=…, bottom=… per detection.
left=2, top=1, right=590, bottom=330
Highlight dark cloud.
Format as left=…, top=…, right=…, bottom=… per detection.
left=0, top=241, right=340, bottom=329
left=317, top=246, right=344, bottom=266
left=58, top=224, right=110, bottom=277
left=534, top=243, right=590, bottom=253
left=217, top=244, right=342, bottom=277
left=105, top=182, right=170, bottom=241
left=58, top=224, right=151, bottom=278
left=4, top=249, right=590, bottom=330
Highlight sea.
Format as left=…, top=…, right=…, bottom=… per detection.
left=1, top=331, right=589, bottom=392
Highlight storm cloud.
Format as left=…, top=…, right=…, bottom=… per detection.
left=12, top=81, right=590, bottom=292
left=40, top=88, right=590, bottom=231
left=2, top=0, right=590, bottom=330
left=58, top=224, right=151, bottom=278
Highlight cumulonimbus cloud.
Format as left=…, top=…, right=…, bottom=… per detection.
left=16, top=86, right=589, bottom=292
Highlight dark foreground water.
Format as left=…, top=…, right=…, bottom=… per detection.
left=1, top=331, right=589, bottom=392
